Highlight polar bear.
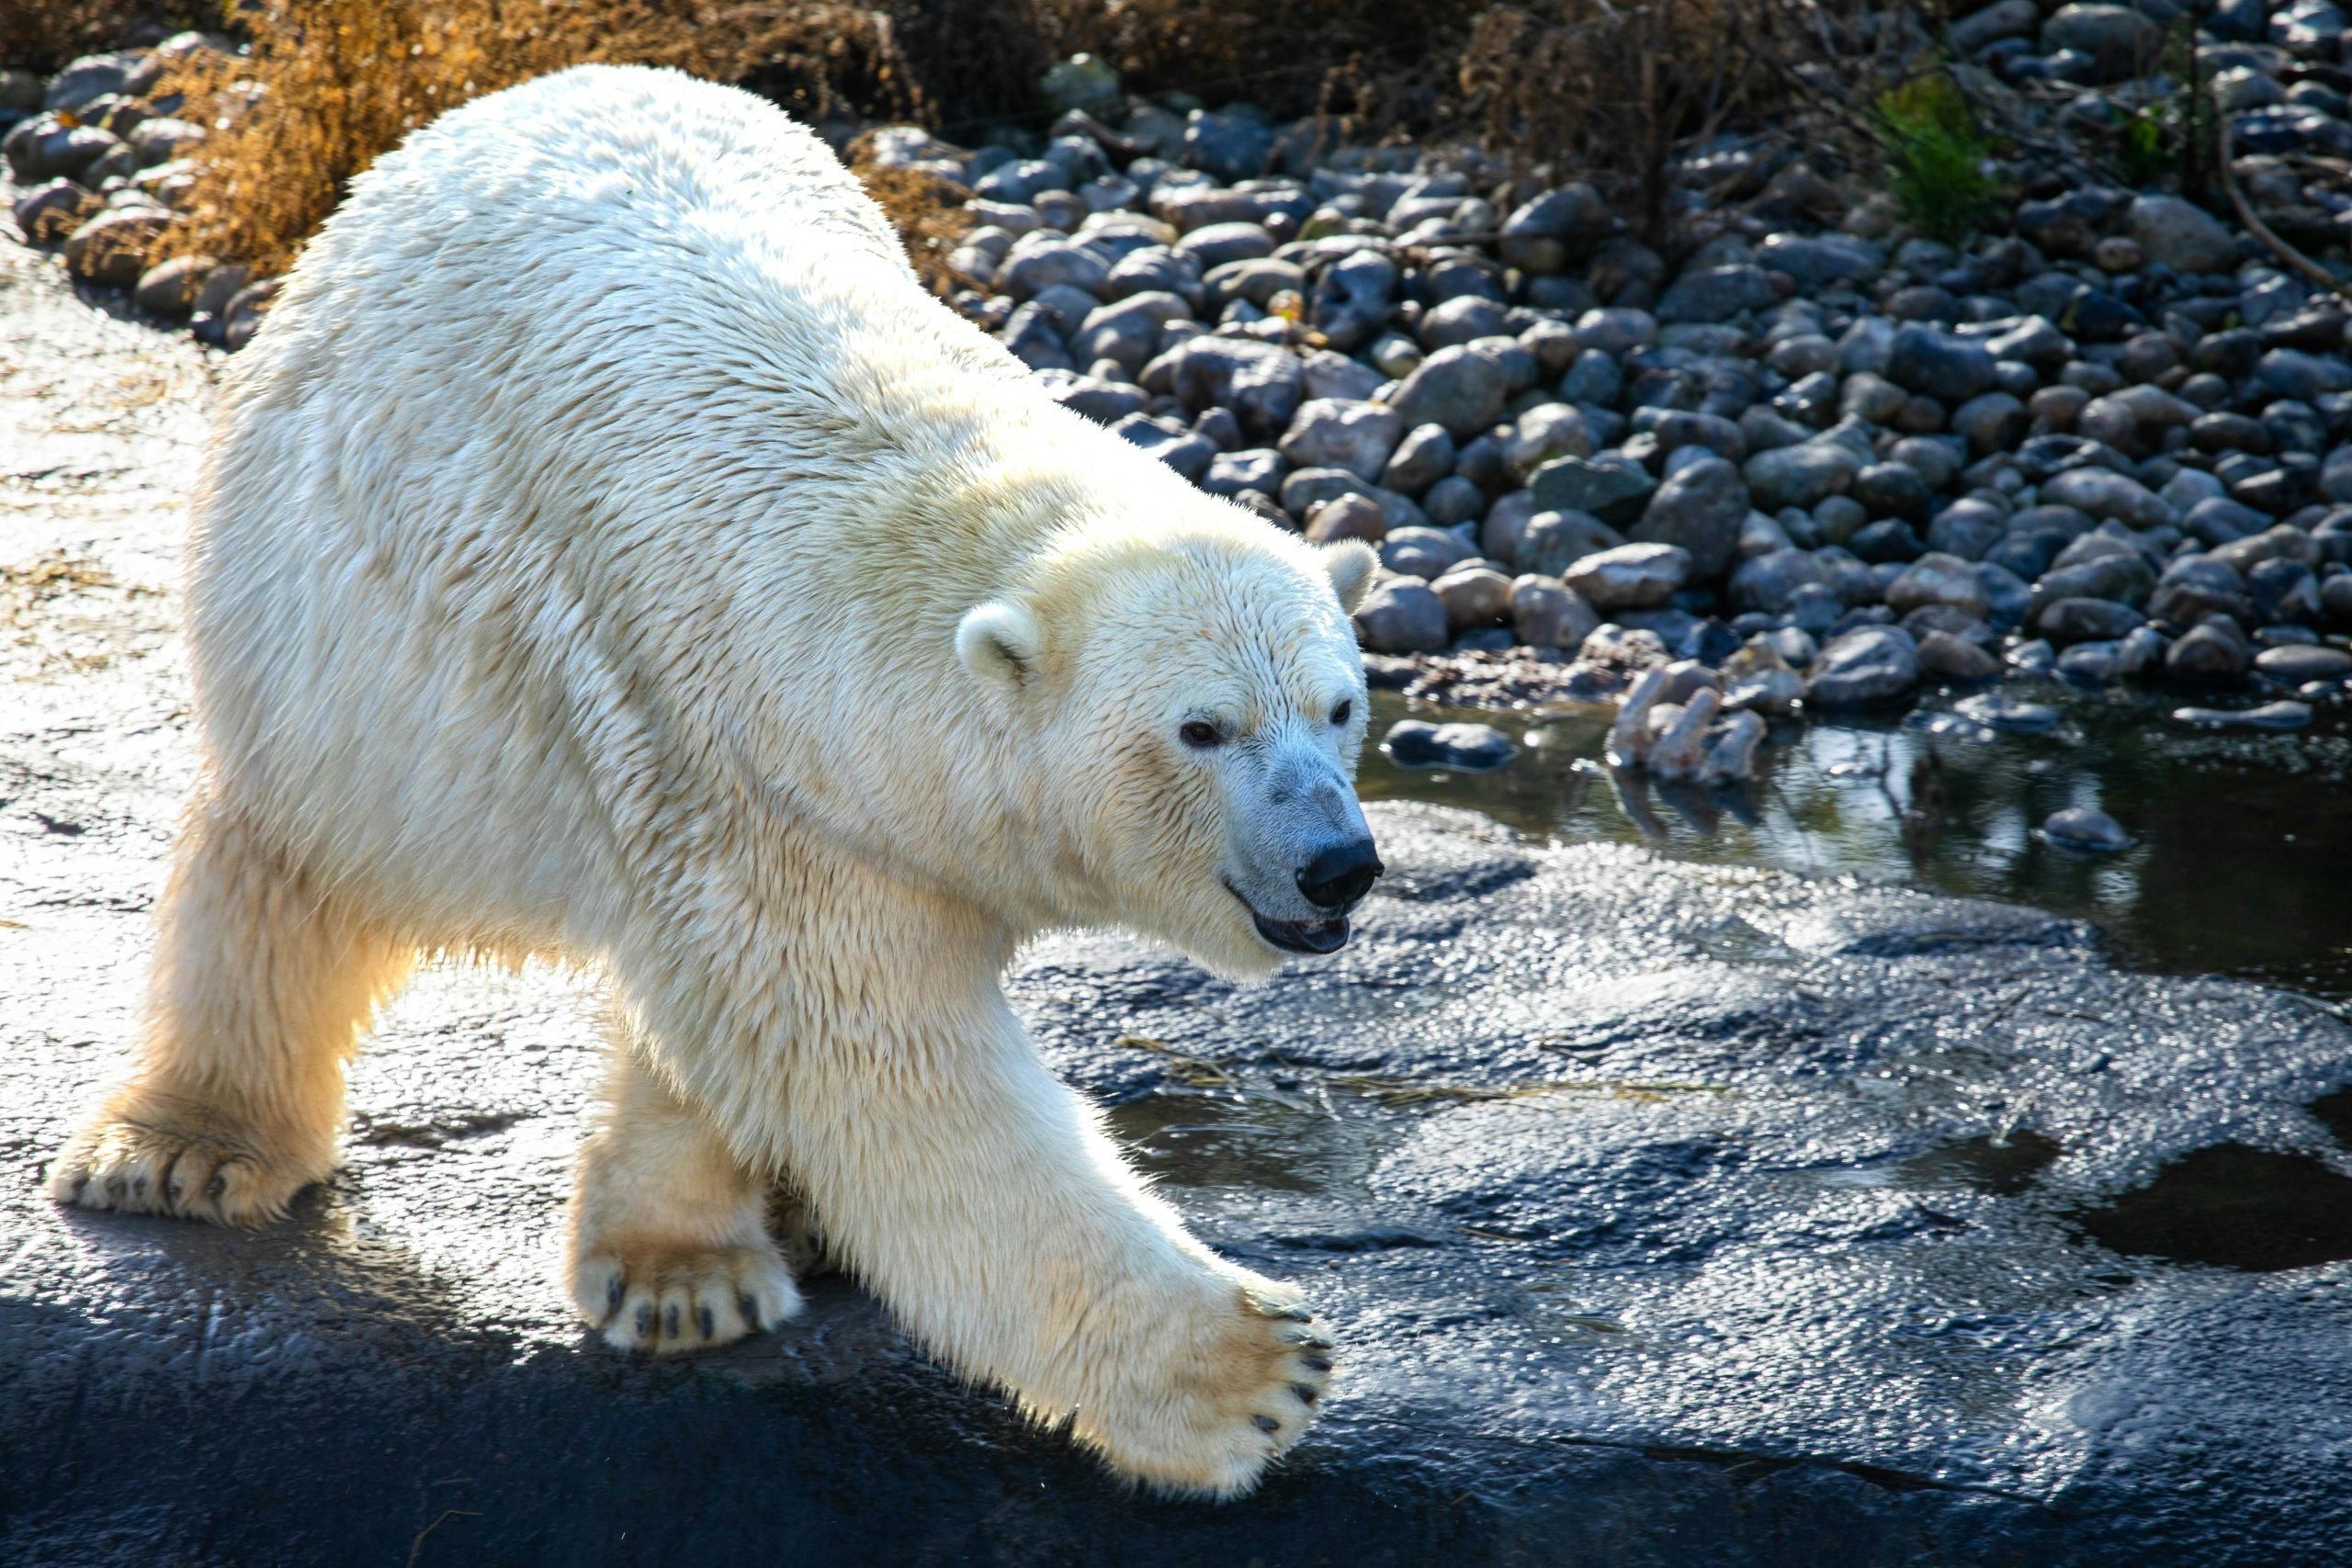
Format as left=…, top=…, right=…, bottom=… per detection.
left=44, top=65, right=1385, bottom=1496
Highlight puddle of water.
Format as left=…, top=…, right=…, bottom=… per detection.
left=1898, top=1131, right=2064, bottom=1197
left=1105, top=1089, right=1397, bottom=1194
left=1786, top=1131, right=2064, bottom=1196
left=2077, top=1143, right=2352, bottom=1272
left=1361, top=685, right=2352, bottom=1001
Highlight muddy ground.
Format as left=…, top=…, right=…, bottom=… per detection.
left=6, top=240, right=2352, bottom=1566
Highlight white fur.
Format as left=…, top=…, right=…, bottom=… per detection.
left=46, top=65, right=1374, bottom=1496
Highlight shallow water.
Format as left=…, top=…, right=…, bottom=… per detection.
left=1361, top=682, right=2352, bottom=1004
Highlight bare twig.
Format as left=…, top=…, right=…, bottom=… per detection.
left=404, top=1510, right=482, bottom=1568
left=2214, top=95, right=2352, bottom=307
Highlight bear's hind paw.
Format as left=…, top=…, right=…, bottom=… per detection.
left=571, top=1239, right=804, bottom=1356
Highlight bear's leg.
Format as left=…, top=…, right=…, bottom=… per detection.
left=568, top=1026, right=804, bottom=1354
left=723, top=1004, right=1334, bottom=1498
left=48, top=791, right=413, bottom=1224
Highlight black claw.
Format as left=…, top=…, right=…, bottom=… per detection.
left=635, top=1303, right=653, bottom=1339
left=1252, top=1415, right=1281, bottom=1434
left=130, top=1175, right=148, bottom=1198
left=1300, top=1355, right=1332, bottom=1373
left=698, top=1306, right=716, bottom=1340
left=1291, top=1383, right=1318, bottom=1404
left=206, top=1171, right=227, bottom=1200
left=605, top=1276, right=625, bottom=1319
left=1293, top=1336, right=1334, bottom=1352
left=106, top=1175, right=127, bottom=1200
left=740, top=1293, right=762, bottom=1331
left=664, top=1303, right=681, bottom=1340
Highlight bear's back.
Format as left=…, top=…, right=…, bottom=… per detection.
left=183, top=66, right=1079, bottom=934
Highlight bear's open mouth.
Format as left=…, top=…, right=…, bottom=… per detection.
left=1226, top=881, right=1351, bottom=954
left=1252, top=909, right=1351, bottom=953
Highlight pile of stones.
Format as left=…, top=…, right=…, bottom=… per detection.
left=11, top=15, right=2352, bottom=737
left=2, top=33, right=277, bottom=346
left=887, top=26, right=2352, bottom=734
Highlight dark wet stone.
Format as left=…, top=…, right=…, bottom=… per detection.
left=1805, top=626, right=1920, bottom=705
left=1926, top=499, right=2007, bottom=561
left=1744, top=437, right=1865, bottom=511
left=9, top=176, right=102, bottom=244
left=1954, top=693, right=2062, bottom=732
left=1755, top=233, right=1882, bottom=288
left=1182, top=109, right=1274, bottom=183
left=1380, top=720, right=1516, bottom=771
left=2126, top=194, right=2239, bottom=275
left=2171, top=699, right=2314, bottom=729
left=1853, top=461, right=1930, bottom=521
left=1727, top=548, right=1827, bottom=615
left=1516, top=508, right=1624, bottom=578
left=1885, top=324, right=1996, bottom=403
left=1917, top=628, right=2000, bottom=681
left=2031, top=551, right=2156, bottom=615
left=1630, top=456, right=1747, bottom=578
left=1655, top=265, right=1781, bottom=325
left=2254, top=643, right=2352, bottom=682
left=2248, top=557, right=2323, bottom=625
left=1387, top=344, right=1508, bottom=439
left=1498, top=184, right=1611, bottom=276
left=2043, top=807, right=2135, bottom=852
left=1848, top=519, right=1926, bottom=564
left=1560, top=541, right=1691, bottom=612
left=1379, top=523, right=1476, bottom=580
left=1108, top=412, right=1216, bottom=482
left=2036, top=596, right=2145, bottom=644
left=1531, top=455, right=1657, bottom=528
left=1352, top=577, right=1450, bottom=653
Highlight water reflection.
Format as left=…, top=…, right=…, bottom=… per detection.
left=1361, top=683, right=2352, bottom=1001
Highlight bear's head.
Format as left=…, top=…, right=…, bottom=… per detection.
left=957, top=521, right=1383, bottom=980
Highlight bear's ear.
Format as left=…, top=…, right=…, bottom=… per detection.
left=956, top=599, right=1046, bottom=698
left=1320, top=540, right=1378, bottom=615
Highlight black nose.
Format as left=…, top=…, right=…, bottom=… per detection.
left=1296, top=838, right=1383, bottom=911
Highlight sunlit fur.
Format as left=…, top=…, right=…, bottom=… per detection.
left=43, top=64, right=1377, bottom=1497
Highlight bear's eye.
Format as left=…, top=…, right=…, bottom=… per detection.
left=1179, top=720, right=1224, bottom=750
left=1330, top=699, right=1353, bottom=727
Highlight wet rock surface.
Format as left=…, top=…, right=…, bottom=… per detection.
left=8, top=235, right=2352, bottom=1568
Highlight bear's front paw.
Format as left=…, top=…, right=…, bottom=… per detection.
left=571, top=1237, right=804, bottom=1356
left=1073, top=1279, right=1335, bottom=1498
left=48, top=1109, right=315, bottom=1226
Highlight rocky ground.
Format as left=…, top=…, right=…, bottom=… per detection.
left=7, top=243, right=2352, bottom=1564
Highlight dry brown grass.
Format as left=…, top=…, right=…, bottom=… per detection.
left=842, top=152, right=975, bottom=296
left=1456, top=0, right=1890, bottom=243
left=156, top=0, right=958, bottom=275
left=1, top=0, right=191, bottom=70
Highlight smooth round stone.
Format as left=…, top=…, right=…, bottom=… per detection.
left=2057, top=641, right=2121, bottom=682
left=1353, top=578, right=1448, bottom=654
left=2171, top=700, right=2315, bottom=730
left=1955, top=694, right=2062, bottom=732
left=1381, top=720, right=1516, bottom=772
left=1917, top=628, right=2000, bottom=681
left=2042, top=807, right=2134, bottom=852
left=2253, top=644, right=2352, bottom=682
